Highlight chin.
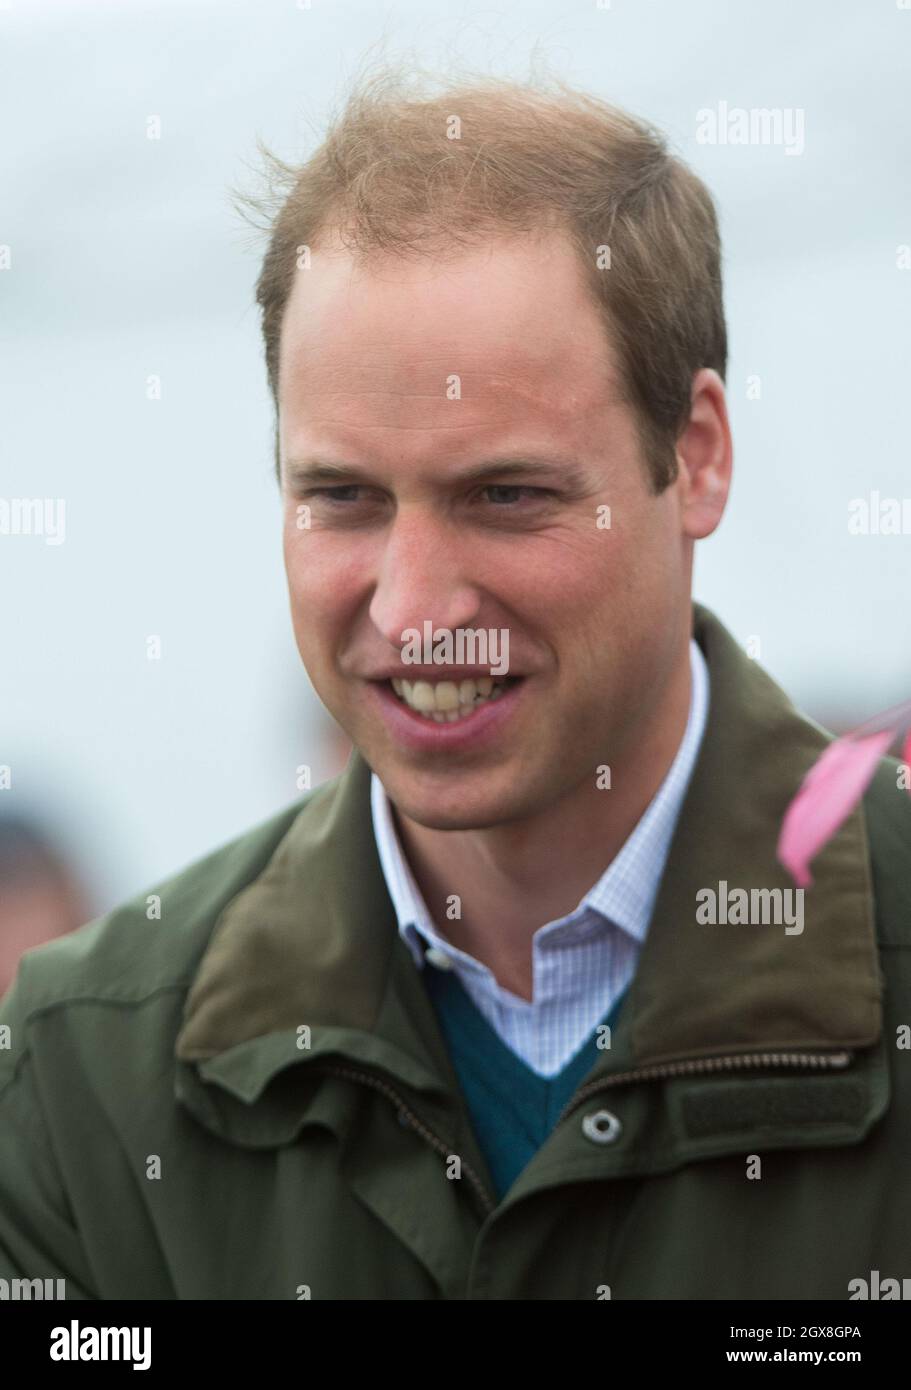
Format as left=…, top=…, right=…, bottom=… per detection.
left=388, top=769, right=534, bottom=832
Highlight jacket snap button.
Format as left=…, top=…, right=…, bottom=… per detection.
left=581, top=1109, right=622, bottom=1145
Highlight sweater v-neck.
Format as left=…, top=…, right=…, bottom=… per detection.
left=422, top=964, right=628, bottom=1201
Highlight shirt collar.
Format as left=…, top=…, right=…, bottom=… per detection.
left=371, top=638, right=710, bottom=971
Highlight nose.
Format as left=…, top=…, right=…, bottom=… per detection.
left=368, top=507, right=483, bottom=650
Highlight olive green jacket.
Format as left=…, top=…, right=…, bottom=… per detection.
left=1, top=603, right=910, bottom=1299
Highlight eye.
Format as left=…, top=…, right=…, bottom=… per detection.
left=480, top=485, right=553, bottom=505
left=307, top=486, right=364, bottom=503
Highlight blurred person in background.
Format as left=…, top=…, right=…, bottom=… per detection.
left=0, top=816, right=92, bottom=998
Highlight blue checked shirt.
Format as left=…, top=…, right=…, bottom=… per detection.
left=370, top=638, right=710, bottom=1078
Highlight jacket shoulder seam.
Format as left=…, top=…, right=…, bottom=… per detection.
left=0, top=982, right=192, bottom=1101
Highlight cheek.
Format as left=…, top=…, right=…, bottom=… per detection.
left=283, top=531, right=367, bottom=633
left=282, top=539, right=329, bottom=662
left=593, top=507, right=674, bottom=596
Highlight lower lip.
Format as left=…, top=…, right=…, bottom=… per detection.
left=367, top=679, right=526, bottom=753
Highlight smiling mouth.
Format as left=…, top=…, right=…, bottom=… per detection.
left=383, top=675, right=521, bottom=723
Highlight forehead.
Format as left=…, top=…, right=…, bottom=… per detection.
left=277, top=230, right=622, bottom=451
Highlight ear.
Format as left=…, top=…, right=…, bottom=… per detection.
left=675, top=368, right=733, bottom=540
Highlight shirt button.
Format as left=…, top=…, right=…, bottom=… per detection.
left=581, top=1109, right=622, bottom=1145
left=424, top=947, right=454, bottom=970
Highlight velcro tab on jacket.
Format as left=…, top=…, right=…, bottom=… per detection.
left=681, top=1079, right=869, bottom=1137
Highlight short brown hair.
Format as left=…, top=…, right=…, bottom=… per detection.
left=235, top=62, right=727, bottom=493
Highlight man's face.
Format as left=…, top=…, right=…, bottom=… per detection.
left=279, top=228, right=692, bottom=830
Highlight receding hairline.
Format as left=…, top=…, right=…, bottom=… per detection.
left=274, top=219, right=630, bottom=417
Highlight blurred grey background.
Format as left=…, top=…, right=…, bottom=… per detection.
left=1, top=0, right=909, bottom=926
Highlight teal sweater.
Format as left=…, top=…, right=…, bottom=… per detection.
left=422, top=965, right=626, bottom=1201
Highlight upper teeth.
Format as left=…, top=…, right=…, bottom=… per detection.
left=391, top=675, right=506, bottom=718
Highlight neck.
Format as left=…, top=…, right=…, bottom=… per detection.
left=392, top=640, right=696, bottom=1001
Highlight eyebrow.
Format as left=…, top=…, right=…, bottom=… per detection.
left=283, top=454, right=590, bottom=491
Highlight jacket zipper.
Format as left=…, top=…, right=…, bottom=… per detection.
left=555, top=1047, right=854, bottom=1126
left=312, top=1048, right=854, bottom=1219
left=311, top=1061, right=499, bottom=1217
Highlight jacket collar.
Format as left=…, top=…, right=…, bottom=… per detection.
left=174, top=602, right=881, bottom=1120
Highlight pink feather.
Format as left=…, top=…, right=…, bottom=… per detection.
left=777, top=729, right=895, bottom=888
